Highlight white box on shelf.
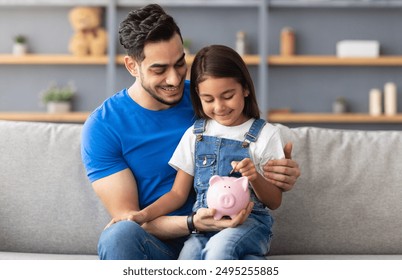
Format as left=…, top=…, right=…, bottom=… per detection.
left=336, top=40, right=380, bottom=58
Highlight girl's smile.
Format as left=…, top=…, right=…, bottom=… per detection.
left=198, top=77, right=249, bottom=127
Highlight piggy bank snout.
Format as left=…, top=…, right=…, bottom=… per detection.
left=207, top=175, right=250, bottom=220
left=218, top=193, right=236, bottom=209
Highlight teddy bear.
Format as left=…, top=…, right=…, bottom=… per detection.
left=68, top=6, right=108, bottom=56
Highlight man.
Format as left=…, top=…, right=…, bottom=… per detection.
left=81, top=4, right=300, bottom=260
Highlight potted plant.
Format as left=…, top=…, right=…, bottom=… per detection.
left=41, top=83, right=75, bottom=113
left=13, top=35, right=28, bottom=55
left=332, top=96, right=347, bottom=114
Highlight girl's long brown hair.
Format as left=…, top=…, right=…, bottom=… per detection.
left=190, top=45, right=260, bottom=119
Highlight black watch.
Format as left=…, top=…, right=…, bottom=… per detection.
left=186, top=212, right=199, bottom=234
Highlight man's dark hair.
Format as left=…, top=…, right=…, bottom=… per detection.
left=119, top=4, right=183, bottom=62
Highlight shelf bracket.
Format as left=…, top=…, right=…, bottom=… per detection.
left=258, top=0, right=269, bottom=119
left=106, top=0, right=117, bottom=98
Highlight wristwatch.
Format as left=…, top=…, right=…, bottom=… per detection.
left=186, top=212, right=199, bottom=234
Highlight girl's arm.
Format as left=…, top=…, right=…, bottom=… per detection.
left=136, top=169, right=194, bottom=223
left=142, top=202, right=254, bottom=239
left=250, top=171, right=282, bottom=210
left=232, top=159, right=282, bottom=210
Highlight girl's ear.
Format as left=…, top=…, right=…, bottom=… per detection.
left=125, top=55, right=139, bottom=77
left=243, top=88, right=250, bottom=97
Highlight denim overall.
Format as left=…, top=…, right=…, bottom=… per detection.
left=178, top=118, right=274, bottom=260
left=192, top=118, right=270, bottom=215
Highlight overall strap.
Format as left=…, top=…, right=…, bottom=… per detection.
left=242, top=119, right=266, bottom=148
left=193, top=118, right=206, bottom=141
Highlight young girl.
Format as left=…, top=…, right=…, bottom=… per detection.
left=131, top=45, right=285, bottom=259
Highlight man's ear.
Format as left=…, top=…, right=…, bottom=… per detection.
left=125, top=55, right=139, bottom=77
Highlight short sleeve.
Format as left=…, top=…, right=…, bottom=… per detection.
left=168, top=126, right=196, bottom=176
left=254, top=125, right=285, bottom=175
left=81, top=115, right=128, bottom=182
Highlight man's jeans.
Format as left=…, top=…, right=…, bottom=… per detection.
left=98, top=219, right=268, bottom=260
left=98, top=220, right=185, bottom=260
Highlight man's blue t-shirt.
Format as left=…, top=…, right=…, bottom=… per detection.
left=81, top=80, right=196, bottom=215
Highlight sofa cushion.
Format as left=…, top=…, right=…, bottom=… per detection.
left=0, top=251, right=98, bottom=260
left=269, top=125, right=402, bottom=256
left=266, top=254, right=402, bottom=260
left=0, top=121, right=109, bottom=256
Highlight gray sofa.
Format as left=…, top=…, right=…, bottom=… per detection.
left=0, top=120, right=107, bottom=260
left=1, top=120, right=402, bottom=260
left=269, top=124, right=402, bottom=259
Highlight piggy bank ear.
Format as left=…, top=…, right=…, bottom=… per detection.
left=234, top=177, right=249, bottom=191
left=209, top=175, right=223, bottom=186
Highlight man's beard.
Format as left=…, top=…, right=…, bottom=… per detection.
left=139, top=67, right=184, bottom=106
left=141, top=82, right=183, bottom=106
left=138, top=66, right=185, bottom=106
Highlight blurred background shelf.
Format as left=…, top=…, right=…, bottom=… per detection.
left=268, top=55, right=402, bottom=66
left=4, top=54, right=402, bottom=66
left=2, top=1, right=402, bottom=129
left=0, top=112, right=90, bottom=123
left=116, top=54, right=261, bottom=65
left=269, top=0, right=402, bottom=8
left=0, top=54, right=108, bottom=65
left=0, top=0, right=108, bottom=6
left=268, top=112, right=402, bottom=123
left=4, top=111, right=400, bottom=124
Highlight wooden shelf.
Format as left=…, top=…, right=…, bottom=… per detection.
left=116, top=54, right=261, bottom=66
left=0, top=112, right=90, bottom=123
left=268, top=113, right=402, bottom=123
left=9, top=111, right=401, bottom=125
left=0, top=54, right=108, bottom=65
left=268, top=55, right=402, bottom=66
left=117, top=0, right=261, bottom=7
left=5, top=54, right=402, bottom=67
left=0, top=0, right=108, bottom=6
left=269, top=0, right=402, bottom=8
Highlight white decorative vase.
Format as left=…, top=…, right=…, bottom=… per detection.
left=13, top=43, right=27, bottom=56
left=384, top=82, right=397, bottom=116
left=46, top=102, right=71, bottom=113
left=369, top=88, right=382, bottom=116
left=236, top=31, right=246, bottom=56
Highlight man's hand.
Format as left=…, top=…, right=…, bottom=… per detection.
left=263, top=142, right=301, bottom=192
left=104, top=210, right=145, bottom=229
left=193, top=202, right=254, bottom=232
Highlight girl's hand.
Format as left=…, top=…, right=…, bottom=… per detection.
left=127, top=211, right=147, bottom=225
left=231, top=158, right=258, bottom=182
left=193, top=202, right=254, bottom=232
left=104, top=210, right=146, bottom=229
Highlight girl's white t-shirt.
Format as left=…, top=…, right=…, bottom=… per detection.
left=169, top=119, right=285, bottom=177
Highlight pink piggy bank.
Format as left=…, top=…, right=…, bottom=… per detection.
left=206, top=175, right=250, bottom=220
